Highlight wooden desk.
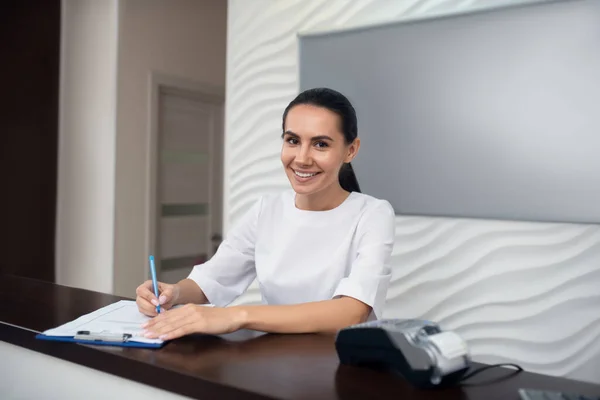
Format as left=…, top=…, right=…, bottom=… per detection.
left=1, top=274, right=599, bottom=400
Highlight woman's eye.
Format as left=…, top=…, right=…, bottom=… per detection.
left=314, top=141, right=328, bottom=148
left=286, top=138, right=299, bottom=145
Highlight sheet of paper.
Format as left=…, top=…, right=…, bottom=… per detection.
left=42, top=300, right=163, bottom=344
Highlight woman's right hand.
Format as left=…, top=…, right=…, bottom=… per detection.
left=135, top=280, right=180, bottom=317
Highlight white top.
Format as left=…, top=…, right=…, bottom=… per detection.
left=188, top=190, right=396, bottom=319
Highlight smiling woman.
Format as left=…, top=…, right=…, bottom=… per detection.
left=136, top=88, right=396, bottom=341
left=280, top=88, right=361, bottom=211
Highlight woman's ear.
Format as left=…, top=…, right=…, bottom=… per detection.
left=344, top=138, right=360, bottom=163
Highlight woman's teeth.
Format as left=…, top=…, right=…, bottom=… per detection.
left=294, top=170, right=318, bottom=178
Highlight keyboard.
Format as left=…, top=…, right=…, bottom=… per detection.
left=519, top=388, right=600, bottom=400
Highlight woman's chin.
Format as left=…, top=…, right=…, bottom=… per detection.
left=289, top=182, right=312, bottom=194
left=288, top=179, right=317, bottom=195
left=288, top=179, right=331, bottom=196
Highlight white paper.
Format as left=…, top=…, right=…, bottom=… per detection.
left=42, top=300, right=163, bottom=344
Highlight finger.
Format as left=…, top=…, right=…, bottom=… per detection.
left=136, top=281, right=159, bottom=305
left=144, top=308, right=189, bottom=332
left=136, top=296, right=158, bottom=317
left=156, top=302, right=174, bottom=313
left=155, top=322, right=198, bottom=341
left=137, top=280, right=154, bottom=292
left=157, top=283, right=173, bottom=305
left=147, top=303, right=191, bottom=324
left=144, top=307, right=201, bottom=337
left=146, top=317, right=198, bottom=340
left=142, top=307, right=174, bottom=328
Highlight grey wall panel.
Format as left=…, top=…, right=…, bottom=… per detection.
left=298, top=0, right=600, bottom=224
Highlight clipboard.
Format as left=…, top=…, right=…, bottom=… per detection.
left=35, top=333, right=165, bottom=348
left=35, top=300, right=166, bottom=349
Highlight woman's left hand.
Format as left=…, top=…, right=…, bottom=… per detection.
left=141, top=304, right=247, bottom=340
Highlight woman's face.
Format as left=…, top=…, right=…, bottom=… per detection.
left=281, top=104, right=359, bottom=196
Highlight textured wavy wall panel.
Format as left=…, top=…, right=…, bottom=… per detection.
left=225, top=0, right=600, bottom=383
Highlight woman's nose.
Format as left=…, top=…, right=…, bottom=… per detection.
left=294, top=145, right=312, bottom=165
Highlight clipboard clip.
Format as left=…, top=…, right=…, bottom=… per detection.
left=75, top=330, right=133, bottom=343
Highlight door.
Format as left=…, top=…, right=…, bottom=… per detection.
left=155, top=87, right=223, bottom=283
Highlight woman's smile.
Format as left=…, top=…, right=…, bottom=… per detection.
left=292, top=168, right=322, bottom=183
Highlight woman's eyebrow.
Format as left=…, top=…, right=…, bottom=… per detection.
left=311, top=135, right=334, bottom=142
left=282, top=130, right=299, bottom=138
left=283, top=130, right=334, bottom=141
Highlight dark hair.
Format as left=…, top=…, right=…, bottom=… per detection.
left=281, top=87, right=361, bottom=193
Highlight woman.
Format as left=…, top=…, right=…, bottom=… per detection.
left=137, top=88, right=395, bottom=340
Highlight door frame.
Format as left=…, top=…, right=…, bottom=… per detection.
left=145, top=71, right=224, bottom=280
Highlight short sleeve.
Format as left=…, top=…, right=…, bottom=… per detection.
left=187, top=197, right=262, bottom=306
left=332, top=200, right=395, bottom=320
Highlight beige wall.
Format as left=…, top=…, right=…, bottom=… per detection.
left=113, top=0, right=227, bottom=297
left=57, top=0, right=118, bottom=293
left=58, top=0, right=227, bottom=296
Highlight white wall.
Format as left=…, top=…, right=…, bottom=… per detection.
left=57, top=0, right=118, bottom=293
left=113, top=0, right=227, bottom=297
left=225, top=0, right=600, bottom=384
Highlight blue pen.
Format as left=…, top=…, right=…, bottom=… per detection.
left=149, top=255, right=161, bottom=314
